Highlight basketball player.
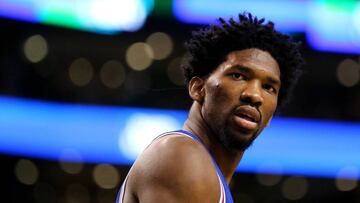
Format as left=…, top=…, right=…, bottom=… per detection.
left=117, top=13, right=304, bottom=202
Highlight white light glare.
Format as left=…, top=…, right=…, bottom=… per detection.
left=118, top=113, right=181, bottom=159
left=90, top=0, right=147, bottom=31
left=353, top=3, right=360, bottom=40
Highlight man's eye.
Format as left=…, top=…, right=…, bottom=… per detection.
left=231, top=73, right=244, bottom=80
left=264, top=84, right=277, bottom=94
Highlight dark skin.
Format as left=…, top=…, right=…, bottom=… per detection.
left=121, top=48, right=280, bottom=202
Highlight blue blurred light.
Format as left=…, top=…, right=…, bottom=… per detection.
left=0, top=0, right=154, bottom=34
left=173, top=0, right=308, bottom=32
left=173, top=0, right=360, bottom=54
left=306, top=1, right=360, bottom=54
left=0, top=96, right=359, bottom=179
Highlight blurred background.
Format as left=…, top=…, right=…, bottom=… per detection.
left=1, top=0, right=360, bottom=202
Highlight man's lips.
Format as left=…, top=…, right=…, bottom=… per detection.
left=233, top=105, right=261, bottom=131
left=233, top=115, right=258, bottom=130
left=234, top=105, right=261, bottom=122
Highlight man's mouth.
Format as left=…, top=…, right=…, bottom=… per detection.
left=233, top=105, right=261, bottom=131
left=233, top=114, right=258, bottom=131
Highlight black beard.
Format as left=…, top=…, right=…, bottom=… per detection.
left=217, top=120, right=259, bottom=152
left=203, top=106, right=261, bottom=152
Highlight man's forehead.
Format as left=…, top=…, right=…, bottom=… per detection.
left=221, top=48, right=280, bottom=77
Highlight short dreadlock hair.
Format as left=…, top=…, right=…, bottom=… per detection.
left=182, top=12, right=304, bottom=109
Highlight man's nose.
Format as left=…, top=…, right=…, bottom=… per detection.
left=240, top=80, right=264, bottom=106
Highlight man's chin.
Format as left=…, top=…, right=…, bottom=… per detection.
left=231, top=125, right=259, bottom=140
left=220, top=128, right=258, bottom=152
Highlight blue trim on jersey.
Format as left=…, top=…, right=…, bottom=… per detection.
left=176, top=130, right=234, bottom=203
left=116, top=130, right=234, bottom=203
left=116, top=189, right=120, bottom=203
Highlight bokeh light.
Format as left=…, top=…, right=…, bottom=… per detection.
left=65, top=183, right=90, bottom=203
left=256, top=173, right=282, bottom=186
left=336, top=178, right=358, bottom=192
left=336, top=58, right=360, bottom=87
left=24, top=34, right=48, bottom=63
left=59, top=161, right=83, bottom=175
left=100, top=60, right=126, bottom=88
left=167, top=56, right=185, bottom=86
left=146, top=32, right=173, bottom=60
left=69, top=58, right=94, bottom=86
left=59, top=149, right=84, bottom=174
left=15, top=159, right=39, bottom=185
left=125, top=42, right=154, bottom=71
left=93, top=164, right=120, bottom=189
left=335, top=166, right=359, bottom=191
left=256, top=162, right=283, bottom=186
left=281, top=176, right=308, bottom=200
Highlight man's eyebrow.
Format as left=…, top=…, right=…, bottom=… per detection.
left=229, top=65, right=252, bottom=73
left=266, top=76, right=281, bottom=86
left=229, top=65, right=281, bottom=85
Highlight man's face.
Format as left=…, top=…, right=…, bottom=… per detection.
left=201, top=48, right=280, bottom=151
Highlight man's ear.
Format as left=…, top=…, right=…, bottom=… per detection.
left=188, top=77, right=205, bottom=103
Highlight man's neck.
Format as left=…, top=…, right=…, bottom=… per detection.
left=183, top=102, right=244, bottom=184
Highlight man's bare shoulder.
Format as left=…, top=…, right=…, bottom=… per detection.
left=127, top=133, right=220, bottom=202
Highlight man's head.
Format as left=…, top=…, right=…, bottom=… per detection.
left=183, top=13, right=304, bottom=151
